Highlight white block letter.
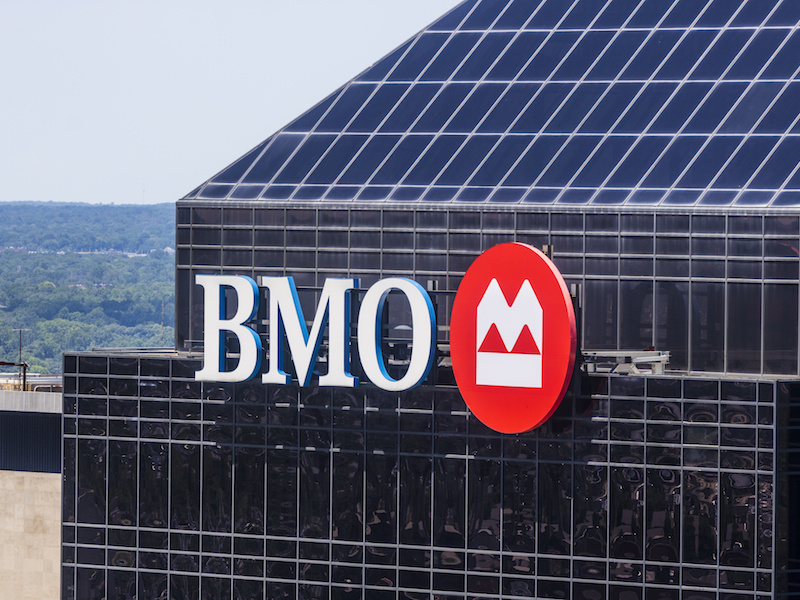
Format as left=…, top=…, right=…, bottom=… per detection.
left=195, top=275, right=262, bottom=382
left=260, top=277, right=358, bottom=387
left=357, top=278, right=436, bottom=392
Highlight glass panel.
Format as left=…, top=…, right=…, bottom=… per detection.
left=299, top=450, right=330, bottom=539
left=139, top=442, right=168, bottom=529
left=656, top=282, right=689, bottom=370
left=434, top=457, right=466, bottom=548
left=728, top=283, right=761, bottom=373
left=539, top=462, right=571, bottom=555
left=764, top=283, right=798, bottom=374
left=398, top=456, right=430, bottom=546
left=420, top=32, right=481, bottom=81
left=468, top=459, right=500, bottom=550
left=366, top=453, right=397, bottom=544
left=78, top=438, right=106, bottom=524
left=610, top=467, right=643, bottom=560
left=620, top=281, right=653, bottom=351
left=683, top=471, right=718, bottom=564
left=331, top=453, right=363, bottom=542
left=574, top=464, right=607, bottom=557
left=267, top=448, right=297, bottom=537
left=691, top=282, right=725, bottom=372
left=108, top=441, right=137, bottom=527
left=234, top=447, right=264, bottom=535
left=503, top=461, right=536, bottom=553
left=645, top=469, right=680, bottom=562
left=584, top=279, right=618, bottom=349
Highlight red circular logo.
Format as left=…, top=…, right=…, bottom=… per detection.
left=450, top=243, right=577, bottom=433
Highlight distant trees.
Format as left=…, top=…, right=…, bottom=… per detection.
left=0, top=202, right=176, bottom=373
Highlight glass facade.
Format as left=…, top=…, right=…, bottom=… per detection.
left=61, top=355, right=788, bottom=599
left=62, top=0, right=800, bottom=598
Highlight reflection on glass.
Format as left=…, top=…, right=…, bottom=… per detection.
left=108, top=441, right=136, bottom=527
left=399, top=456, right=431, bottom=546
left=365, top=453, right=396, bottom=544
left=691, top=282, right=725, bottom=372
left=332, top=453, right=363, bottom=542
left=434, top=457, right=466, bottom=548
left=539, top=462, right=571, bottom=555
left=468, top=459, right=500, bottom=551
left=610, top=467, right=642, bottom=560
left=574, top=464, right=607, bottom=557
left=299, top=450, right=330, bottom=539
left=234, top=447, right=264, bottom=535
left=683, top=471, right=718, bottom=565
left=646, top=469, right=680, bottom=562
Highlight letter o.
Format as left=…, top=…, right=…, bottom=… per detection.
left=357, top=278, right=436, bottom=391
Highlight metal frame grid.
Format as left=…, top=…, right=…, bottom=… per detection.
left=176, top=203, right=800, bottom=378
left=61, top=352, right=781, bottom=600
left=186, top=0, right=800, bottom=208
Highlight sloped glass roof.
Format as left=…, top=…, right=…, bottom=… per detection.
left=185, top=0, right=800, bottom=208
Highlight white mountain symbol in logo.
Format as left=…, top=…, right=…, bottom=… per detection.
left=476, top=278, right=543, bottom=388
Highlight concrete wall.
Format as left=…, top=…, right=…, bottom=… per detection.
left=0, top=470, right=61, bottom=600
left=0, top=390, right=61, bottom=414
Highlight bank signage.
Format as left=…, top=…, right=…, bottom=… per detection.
left=450, top=243, right=576, bottom=433
left=195, top=243, right=576, bottom=432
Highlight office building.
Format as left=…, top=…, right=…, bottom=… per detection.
left=63, top=0, right=800, bottom=598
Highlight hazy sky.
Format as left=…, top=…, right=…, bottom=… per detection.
left=0, top=1, right=458, bottom=205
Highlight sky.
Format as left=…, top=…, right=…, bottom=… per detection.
left=0, top=0, right=458, bottom=205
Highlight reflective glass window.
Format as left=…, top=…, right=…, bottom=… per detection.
left=487, top=32, right=547, bottom=81
left=412, top=84, right=473, bottom=132
left=713, top=137, right=782, bottom=188
left=580, top=83, right=641, bottom=133
left=764, top=283, right=799, bottom=374
left=692, top=282, right=725, bottom=372
left=620, top=30, right=683, bottom=80
left=519, top=32, right=581, bottom=80
left=728, top=283, right=761, bottom=373
left=725, top=29, right=788, bottom=80
left=584, top=279, right=618, bottom=349
left=388, top=33, right=450, bottom=81
left=613, top=83, right=678, bottom=133
left=545, top=83, right=607, bottom=133
left=751, top=136, right=800, bottom=189
left=720, top=83, right=783, bottom=133
left=502, top=136, right=565, bottom=186
left=455, top=32, right=515, bottom=80
left=445, top=84, right=506, bottom=132
left=642, top=137, right=706, bottom=188
left=241, top=134, right=303, bottom=184
left=586, top=31, right=648, bottom=81
left=552, top=31, right=614, bottom=81
left=478, top=83, right=540, bottom=132
left=402, top=136, right=466, bottom=185
left=538, top=136, right=601, bottom=187
left=678, top=137, right=741, bottom=188
left=437, top=135, right=500, bottom=186
left=338, top=136, right=400, bottom=185
left=347, top=86, right=408, bottom=133
left=526, top=0, right=572, bottom=29
left=379, top=85, right=440, bottom=133
left=420, top=32, right=481, bottom=81
left=683, top=471, right=718, bottom=564
left=656, top=30, right=718, bottom=80
left=685, top=83, right=747, bottom=134
left=645, top=468, right=680, bottom=562
left=538, top=462, right=571, bottom=555
left=511, top=83, right=573, bottom=133
left=574, top=136, right=636, bottom=187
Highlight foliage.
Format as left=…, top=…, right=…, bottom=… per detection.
left=0, top=202, right=174, bottom=253
left=0, top=203, right=176, bottom=373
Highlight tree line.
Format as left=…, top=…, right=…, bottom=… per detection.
left=0, top=202, right=176, bottom=374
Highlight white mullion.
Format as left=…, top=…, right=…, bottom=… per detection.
left=618, top=1, right=785, bottom=202
left=292, top=0, right=482, bottom=198
left=665, top=16, right=798, bottom=202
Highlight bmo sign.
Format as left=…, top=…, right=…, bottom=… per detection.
left=196, top=243, right=576, bottom=433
